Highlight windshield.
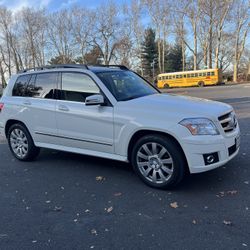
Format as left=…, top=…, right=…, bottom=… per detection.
left=96, top=71, right=158, bottom=101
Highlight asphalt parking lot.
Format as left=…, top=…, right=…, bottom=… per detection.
left=0, top=83, right=250, bottom=250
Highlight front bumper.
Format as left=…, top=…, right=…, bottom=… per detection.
left=181, top=126, right=240, bottom=173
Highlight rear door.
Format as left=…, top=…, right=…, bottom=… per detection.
left=20, top=72, right=59, bottom=145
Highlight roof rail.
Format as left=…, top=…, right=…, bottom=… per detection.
left=18, top=64, right=89, bottom=73
left=92, top=65, right=129, bottom=70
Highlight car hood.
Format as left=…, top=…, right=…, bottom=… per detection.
left=121, top=93, right=232, bottom=119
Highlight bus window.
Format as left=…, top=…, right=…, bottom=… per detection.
left=169, top=76, right=172, bottom=79
left=199, top=73, right=202, bottom=76
left=195, top=73, right=198, bottom=77
left=207, top=72, right=211, bottom=76
left=187, top=74, right=190, bottom=78
left=184, top=74, right=186, bottom=78
left=203, top=72, right=206, bottom=76
left=211, top=72, right=215, bottom=76
left=173, top=75, right=175, bottom=79
left=191, top=73, right=194, bottom=77
left=180, top=75, right=183, bottom=78
left=176, top=75, right=179, bottom=79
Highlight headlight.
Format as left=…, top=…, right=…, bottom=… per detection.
left=179, top=118, right=219, bottom=135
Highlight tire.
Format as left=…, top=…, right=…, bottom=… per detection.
left=131, top=134, right=186, bottom=189
left=7, top=123, right=40, bottom=161
left=198, top=81, right=205, bottom=87
left=164, top=83, right=170, bottom=89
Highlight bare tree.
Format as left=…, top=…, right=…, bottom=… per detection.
left=217, top=32, right=235, bottom=71
left=71, top=7, right=95, bottom=62
left=214, top=0, right=232, bottom=69
left=0, top=0, right=249, bottom=81
left=184, top=0, right=201, bottom=70
left=173, top=0, right=189, bottom=71
left=124, top=0, right=144, bottom=74
left=18, top=8, right=47, bottom=68
left=0, top=7, right=18, bottom=74
left=47, top=9, right=75, bottom=64
left=92, top=2, right=125, bottom=65
left=232, top=0, right=250, bottom=82
left=143, top=0, right=172, bottom=73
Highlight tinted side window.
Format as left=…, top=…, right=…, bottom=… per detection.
left=27, top=73, right=57, bottom=99
left=12, top=75, right=31, bottom=97
left=61, top=73, right=100, bottom=103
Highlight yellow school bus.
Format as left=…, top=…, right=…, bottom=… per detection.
left=157, top=68, right=222, bottom=88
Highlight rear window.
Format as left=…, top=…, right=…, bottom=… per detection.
left=12, top=75, right=31, bottom=96
left=26, top=73, right=57, bottom=99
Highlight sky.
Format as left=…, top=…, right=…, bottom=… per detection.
left=0, top=0, right=131, bottom=12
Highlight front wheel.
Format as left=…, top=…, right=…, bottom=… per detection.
left=7, top=123, right=40, bottom=161
left=131, top=134, right=187, bottom=189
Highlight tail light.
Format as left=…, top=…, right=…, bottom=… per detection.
left=0, top=103, right=4, bottom=112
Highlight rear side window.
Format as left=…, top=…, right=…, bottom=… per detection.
left=26, top=73, right=57, bottom=99
left=12, top=75, right=31, bottom=96
left=61, top=73, right=100, bottom=103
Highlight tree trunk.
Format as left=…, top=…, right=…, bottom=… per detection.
left=193, top=26, right=197, bottom=70
left=203, top=43, right=208, bottom=68
left=0, top=63, right=6, bottom=88
left=157, top=39, right=161, bottom=73
left=208, top=24, right=213, bottom=68
left=233, top=63, right=238, bottom=82
left=182, top=40, right=185, bottom=71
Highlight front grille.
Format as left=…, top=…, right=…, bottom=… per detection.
left=218, top=112, right=237, bottom=133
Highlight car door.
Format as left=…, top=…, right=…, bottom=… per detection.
left=55, top=72, right=114, bottom=154
left=15, top=72, right=59, bottom=145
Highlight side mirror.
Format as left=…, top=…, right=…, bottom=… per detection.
left=85, top=94, right=105, bottom=106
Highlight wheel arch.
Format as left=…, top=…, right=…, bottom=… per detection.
left=127, top=129, right=189, bottom=172
left=5, top=119, right=29, bottom=137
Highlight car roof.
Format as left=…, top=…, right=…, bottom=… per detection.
left=17, top=64, right=129, bottom=75
left=88, top=66, right=124, bottom=73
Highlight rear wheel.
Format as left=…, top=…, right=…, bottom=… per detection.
left=164, top=83, right=170, bottom=89
left=7, top=123, right=40, bottom=161
left=198, top=81, right=205, bottom=87
left=131, top=134, right=186, bottom=189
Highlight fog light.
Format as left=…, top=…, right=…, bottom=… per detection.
left=203, top=152, right=219, bottom=165
left=207, top=155, right=215, bottom=164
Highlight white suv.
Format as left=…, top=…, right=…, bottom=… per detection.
left=0, top=65, right=240, bottom=188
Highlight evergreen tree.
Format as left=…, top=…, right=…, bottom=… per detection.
left=141, top=28, right=158, bottom=80
left=164, top=42, right=183, bottom=73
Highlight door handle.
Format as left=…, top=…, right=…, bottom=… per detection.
left=58, top=105, right=69, bottom=112
left=23, top=100, right=31, bottom=105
